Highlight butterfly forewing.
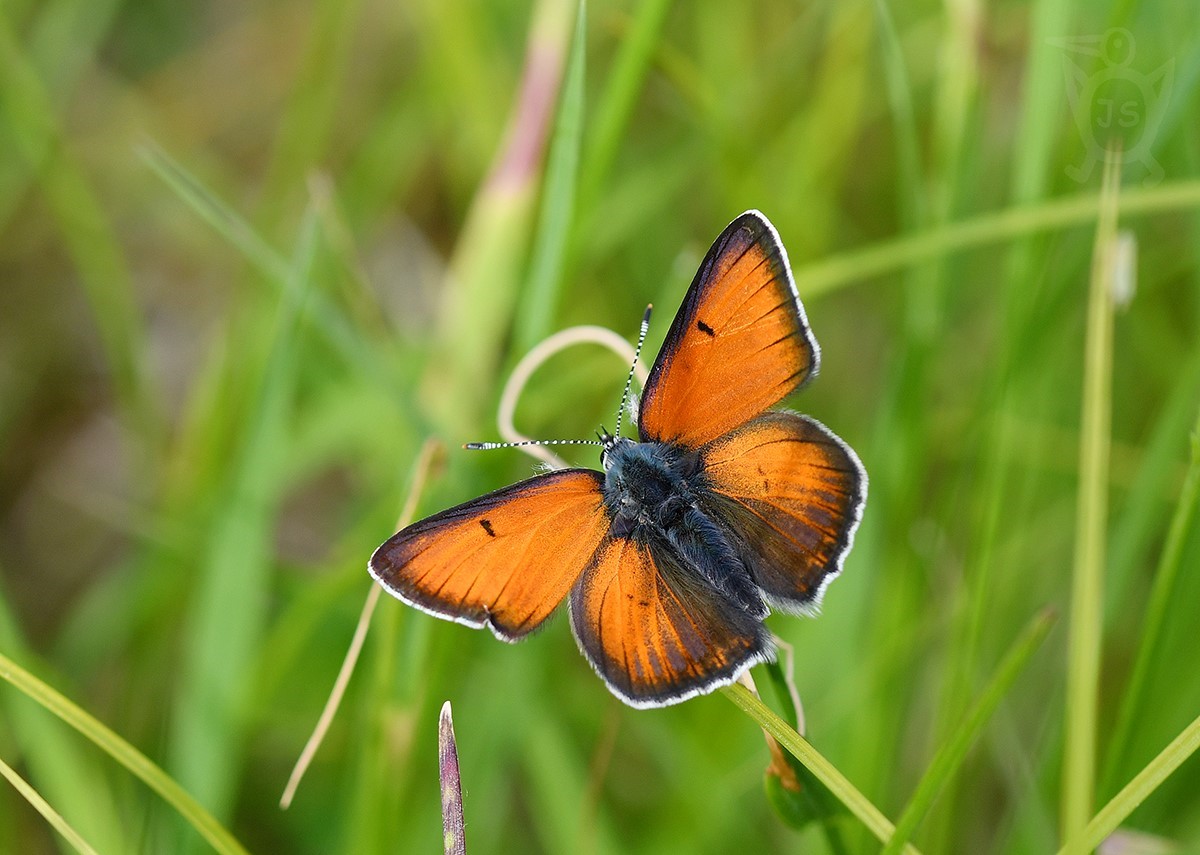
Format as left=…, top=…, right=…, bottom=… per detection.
left=569, top=535, right=771, bottom=707
left=638, top=211, right=819, bottom=448
left=698, top=412, right=866, bottom=611
left=370, top=470, right=609, bottom=641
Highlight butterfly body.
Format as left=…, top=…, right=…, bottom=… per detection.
left=371, top=211, right=867, bottom=708
left=600, top=434, right=766, bottom=617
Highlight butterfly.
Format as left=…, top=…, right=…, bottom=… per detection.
left=370, top=210, right=867, bottom=708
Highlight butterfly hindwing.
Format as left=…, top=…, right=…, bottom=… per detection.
left=370, top=469, right=609, bottom=641
left=569, top=534, right=771, bottom=708
left=698, top=411, right=866, bottom=612
left=638, top=211, right=819, bottom=447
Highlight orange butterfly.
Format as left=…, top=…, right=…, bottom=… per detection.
left=370, top=211, right=867, bottom=708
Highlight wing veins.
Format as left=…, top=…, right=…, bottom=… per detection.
left=615, top=541, right=635, bottom=688
left=485, top=499, right=595, bottom=607
left=661, top=299, right=802, bottom=423
left=656, top=572, right=707, bottom=677
left=687, top=258, right=778, bottom=344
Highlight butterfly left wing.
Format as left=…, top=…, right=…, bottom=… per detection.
left=638, top=211, right=819, bottom=447
left=698, top=411, right=866, bottom=612
left=370, top=469, right=610, bottom=641
left=569, top=535, right=771, bottom=707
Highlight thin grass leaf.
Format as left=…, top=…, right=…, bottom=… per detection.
left=139, top=140, right=291, bottom=282
left=0, top=652, right=248, bottom=855
left=0, top=10, right=158, bottom=449
left=756, top=659, right=847, bottom=851
left=1105, top=352, right=1200, bottom=627
left=1058, top=710, right=1200, bottom=855
left=513, top=0, right=586, bottom=353
left=1102, top=401, right=1200, bottom=793
left=795, top=179, right=1200, bottom=297
left=0, top=0, right=122, bottom=229
left=871, top=0, right=927, bottom=230
left=1062, top=153, right=1121, bottom=847
left=0, top=755, right=99, bottom=855
left=1009, top=0, right=1071, bottom=205
left=0, top=587, right=126, bottom=853
left=168, top=208, right=320, bottom=821
left=576, top=0, right=672, bottom=214
left=258, top=0, right=363, bottom=233
left=883, top=608, right=1056, bottom=854
left=721, top=683, right=922, bottom=855
left=139, top=142, right=398, bottom=399
left=928, top=0, right=978, bottom=218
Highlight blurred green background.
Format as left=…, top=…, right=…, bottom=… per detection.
left=2, top=0, right=1199, bottom=852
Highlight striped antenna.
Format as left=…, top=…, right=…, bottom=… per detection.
left=466, top=306, right=652, bottom=455
left=464, top=438, right=603, bottom=451
left=614, top=304, right=652, bottom=440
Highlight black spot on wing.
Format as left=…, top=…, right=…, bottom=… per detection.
left=480, top=518, right=496, bottom=537
left=697, top=319, right=716, bottom=337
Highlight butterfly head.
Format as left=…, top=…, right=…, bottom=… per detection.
left=598, top=429, right=631, bottom=472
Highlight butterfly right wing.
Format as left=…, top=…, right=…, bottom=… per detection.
left=370, top=469, right=610, bottom=641
left=698, top=411, right=866, bottom=612
left=569, top=534, right=771, bottom=708
left=638, top=211, right=819, bottom=447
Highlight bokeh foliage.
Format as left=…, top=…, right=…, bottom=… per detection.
left=1, top=0, right=1199, bottom=852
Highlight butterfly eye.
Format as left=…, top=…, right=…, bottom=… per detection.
left=600, top=435, right=626, bottom=471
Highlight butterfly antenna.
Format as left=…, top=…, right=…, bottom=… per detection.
left=614, top=304, right=652, bottom=439
left=464, top=438, right=603, bottom=451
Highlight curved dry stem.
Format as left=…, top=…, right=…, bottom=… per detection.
left=496, top=324, right=649, bottom=470
left=772, top=636, right=805, bottom=736
left=281, top=438, right=443, bottom=808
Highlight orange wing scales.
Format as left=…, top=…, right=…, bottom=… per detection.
left=570, top=537, right=771, bottom=707
left=700, top=411, right=867, bottom=612
left=370, top=470, right=608, bottom=640
left=639, top=211, right=819, bottom=447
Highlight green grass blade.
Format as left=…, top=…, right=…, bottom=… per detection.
left=1058, top=711, right=1200, bottom=855
left=576, top=0, right=672, bottom=214
left=140, top=141, right=400, bottom=398
left=871, top=0, right=927, bottom=230
left=258, top=0, right=363, bottom=233
left=0, top=584, right=126, bottom=853
left=721, top=683, right=921, bottom=855
left=1061, top=156, right=1120, bottom=848
left=0, top=9, right=158, bottom=449
left=0, top=0, right=121, bottom=230
left=1009, top=0, right=1071, bottom=205
left=513, top=0, right=586, bottom=353
left=795, top=179, right=1200, bottom=297
left=883, top=608, right=1056, bottom=854
left=422, top=0, right=574, bottom=432
left=1105, top=352, right=1200, bottom=625
left=1102, top=401, right=1200, bottom=793
left=0, top=755, right=99, bottom=855
left=168, top=208, right=320, bottom=821
left=139, top=139, right=291, bottom=282
left=0, top=652, right=248, bottom=855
